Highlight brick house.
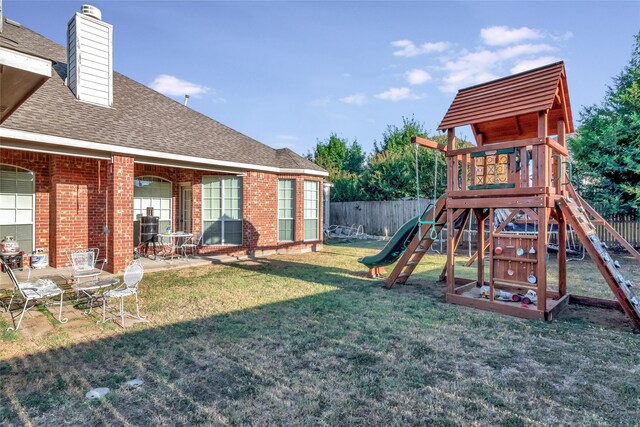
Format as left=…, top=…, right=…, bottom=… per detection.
left=0, top=6, right=327, bottom=273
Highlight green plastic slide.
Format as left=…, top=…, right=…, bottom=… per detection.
left=358, top=204, right=436, bottom=269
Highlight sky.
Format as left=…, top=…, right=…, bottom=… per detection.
left=4, top=1, right=640, bottom=156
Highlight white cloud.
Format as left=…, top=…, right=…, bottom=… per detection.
left=552, top=31, right=574, bottom=42
left=339, top=93, right=366, bottom=106
left=510, top=56, right=560, bottom=74
left=439, top=43, right=555, bottom=92
left=480, top=26, right=542, bottom=46
left=374, top=87, right=420, bottom=102
left=392, top=39, right=450, bottom=57
left=499, top=43, right=553, bottom=59
left=212, top=96, right=227, bottom=104
left=405, top=69, right=432, bottom=85
left=149, top=74, right=209, bottom=97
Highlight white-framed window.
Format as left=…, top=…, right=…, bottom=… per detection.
left=278, top=179, right=295, bottom=242
left=202, top=176, right=242, bottom=245
left=304, top=180, right=319, bottom=241
left=133, top=176, right=172, bottom=245
left=0, top=165, right=35, bottom=253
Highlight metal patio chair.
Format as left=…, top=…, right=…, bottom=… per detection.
left=68, top=248, right=106, bottom=285
left=102, top=259, right=145, bottom=327
left=180, top=232, right=202, bottom=258
left=1, top=259, right=67, bottom=331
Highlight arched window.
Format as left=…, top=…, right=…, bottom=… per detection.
left=133, top=176, right=172, bottom=245
left=0, top=164, right=35, bottom=253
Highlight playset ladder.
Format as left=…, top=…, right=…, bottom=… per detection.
left=384, top=196, right=447, bottom=288
left=557, top=197, right=640, bottom=330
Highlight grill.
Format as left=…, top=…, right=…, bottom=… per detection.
left=137, top=216, right=159, bottom=259
left=140, top=216, right=159, bottom=243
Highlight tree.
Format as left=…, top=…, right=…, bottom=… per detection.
left=360, top=143, right=447, bottom=201
left=570, top=32, right=640, bottom=216
left=373, top=115, right=429, bottom=154
left=307, top=133, right=364, bottom=175
left=307, top=133, right=365, bottom=202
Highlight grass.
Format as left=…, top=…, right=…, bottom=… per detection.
left=1, top=240, right=639, bottom=426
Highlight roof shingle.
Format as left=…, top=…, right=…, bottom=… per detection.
left=0, top=18, right=326, bottom=174
left=437, top=61, right=574, bottom=142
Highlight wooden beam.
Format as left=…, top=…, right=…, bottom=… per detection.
left=461, top=153, right=468, bottom=191
left=439, top=209, right=470, bottom=281
left=558, top=77, right=571, bottom=132
left=545, top=137, right=568, bottom=157
left=488, top=208, right=495, bottom=302
left=476, top=209, right=485, bottom=286
left=411, top=136, right=447, bottom=152
left=447, top=196, right=546, bottom=209
left=537, top=111, right=549, bottom=188
left=445, top=293, right=547, bottom=320
left=449, top=187, right=548, bottom=198
left=569, top=294, right=623, bottom=311
left=557, top=207, right=567, bottom=297
left=447, top=129, right=457, bottom=192
left=557, top=119, right=566, bottom=147
left=536, top=207, right=549, bottom=312
left=446, top=208, right=455, bottom=295
left=471, top=123, right=483, bottom=146
left=446, top=137, right=544, bottom=157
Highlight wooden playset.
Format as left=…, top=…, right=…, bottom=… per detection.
left=367, top=62, right=640, bottom=330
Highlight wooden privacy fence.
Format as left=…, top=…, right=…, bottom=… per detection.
left=329, top=198, right=436, bottom=237
left=595, top=214, right=640, bottom=249
left=329, top=200, right=640, bottom=248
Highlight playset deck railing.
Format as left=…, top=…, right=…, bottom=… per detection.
left=445, top=137, right=569, bottom=197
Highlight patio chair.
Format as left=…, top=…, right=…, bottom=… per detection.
left=180, top=232, right=202, bottom=258
left=102, top=259, right=145, bottom=327
left=68, top=248, right=106, bottom=285
left=1, top=259, right=67, bottom=331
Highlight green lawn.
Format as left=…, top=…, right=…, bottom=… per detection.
left=1, top=241, right=639, bottom=426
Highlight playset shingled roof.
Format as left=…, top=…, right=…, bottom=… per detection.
left=438, top=61, right=574, bottom=144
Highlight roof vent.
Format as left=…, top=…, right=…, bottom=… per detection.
left=80, top=4, right=102, bottom=20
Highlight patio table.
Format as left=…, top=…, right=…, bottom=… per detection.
left=73, top=277, right=119, bottom=316
left=157, top=232, right=193, bottom=260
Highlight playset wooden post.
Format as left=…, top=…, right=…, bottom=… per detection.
left=381, top=61, right=640, bottom=329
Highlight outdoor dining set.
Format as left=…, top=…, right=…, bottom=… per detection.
left=1, top=248, right=144, bottom=331
left=1, top=227, right=203, bottom=331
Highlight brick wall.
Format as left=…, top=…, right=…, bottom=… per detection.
left=136, top=167, right=325, bottom=257
left=2, top=148, right=322, bottom=270
left=49, top=155, right=109, bottom=268
left=0, top=149, right=50, bottom=256
left=107, top=155, right=134, bottom=273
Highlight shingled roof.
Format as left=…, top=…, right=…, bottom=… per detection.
left=438, top=61, right=574, bottom=144
left=0, top=18, right=326, bottom=175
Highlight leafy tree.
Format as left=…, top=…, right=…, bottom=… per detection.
left=373, top=115, right=429, bottom=154
left=331, top=173, right=362, bottom=202
left=361, top=146, right=448, bottom=202
left=570, top=32, right=640, bottom=215
left=307, top=133, right=365, bottom=202
left=307, top=133, right=364, bottom=175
